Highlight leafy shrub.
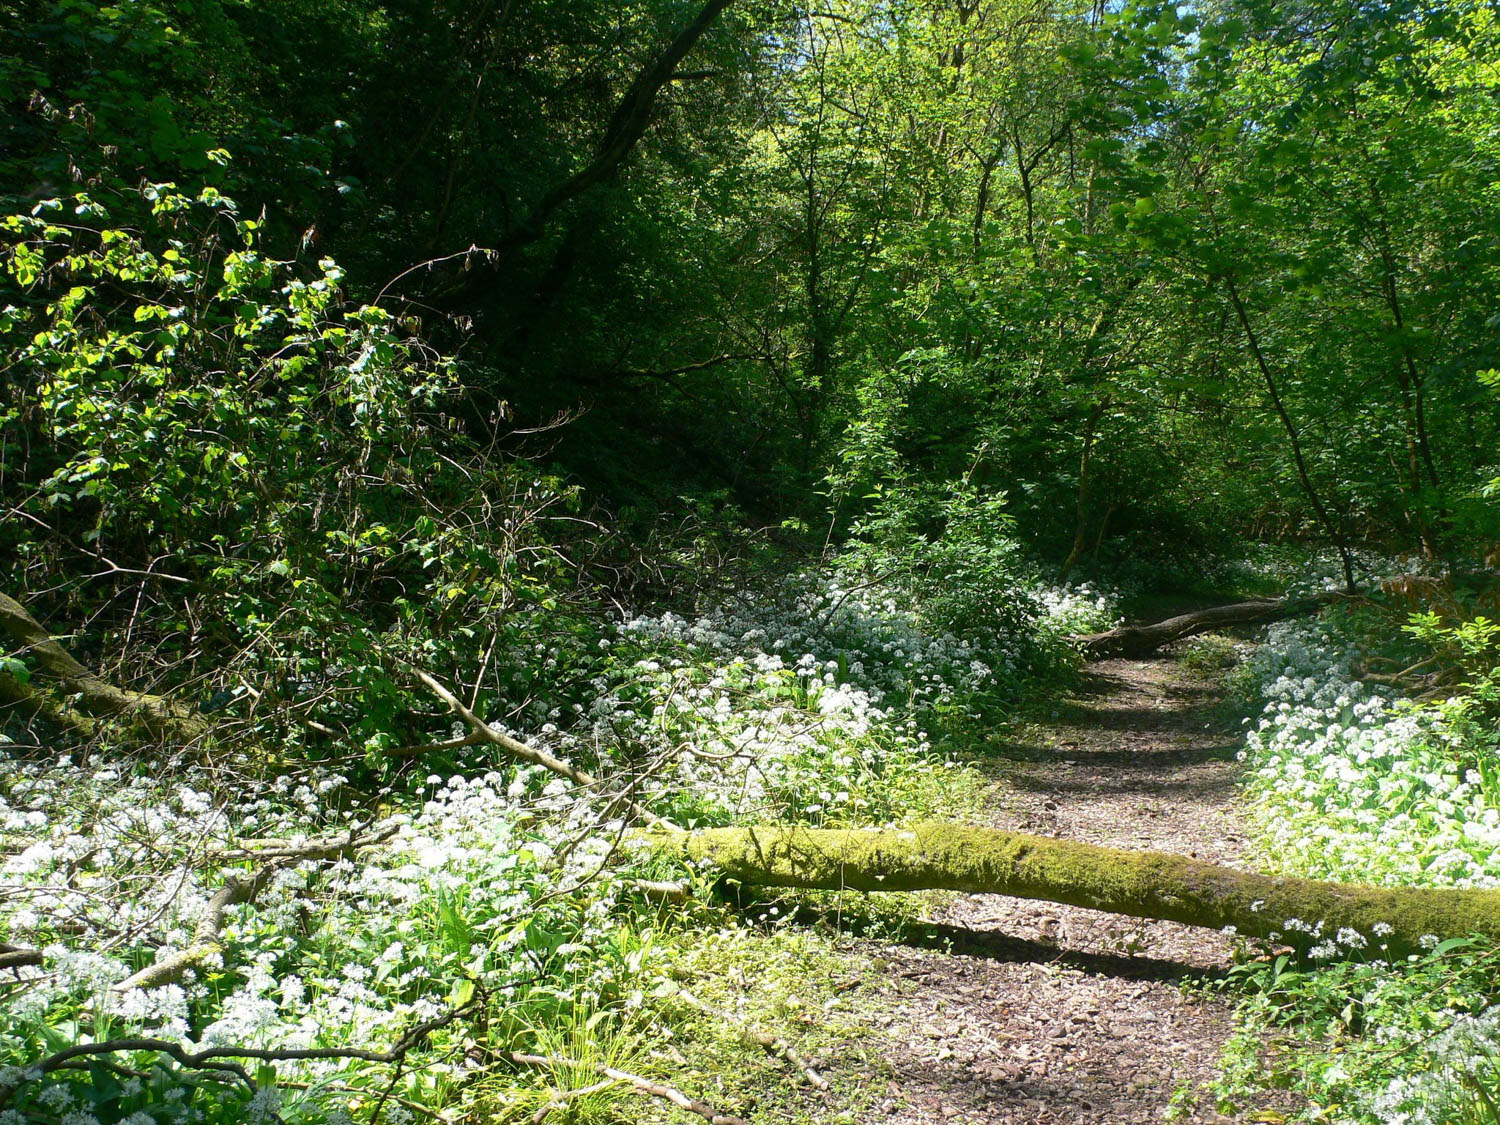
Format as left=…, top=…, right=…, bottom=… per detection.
left=1, top=182, right=582, bottom=763
left=1218, top=937, right=1500, bottom=1125
left=1, top=512, right=999, bottom=1123
left=1176, top=633, right=1243, bottom=674
left=829, top=474, right=1119, bottom=722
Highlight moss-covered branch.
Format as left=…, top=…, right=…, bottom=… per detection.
left=651, top=824, right=1500, bottom=958
left=0, top=591, right=208, bottom=743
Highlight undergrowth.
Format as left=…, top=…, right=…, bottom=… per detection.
left=1, top=443, right=1097, bottom=1125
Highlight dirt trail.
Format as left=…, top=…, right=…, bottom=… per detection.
left=860, top=656, right=1251, bottom=1124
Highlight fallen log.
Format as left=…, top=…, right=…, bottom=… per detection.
left=649, top=824, right=1500, bottom=958
left=1071, top=591, right=1346, bottom=659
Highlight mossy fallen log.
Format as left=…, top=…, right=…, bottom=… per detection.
left=651, top=824, right=1500, bottom=958
left=1071, top=592, right=1346, bottom=659
left=0, top=591, right=208, bottom=744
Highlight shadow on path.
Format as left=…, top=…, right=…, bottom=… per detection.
left=889, top=916, right=1231, bottom=985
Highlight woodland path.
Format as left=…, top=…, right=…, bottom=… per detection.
left=844, top=655, right=1260, bottom=1124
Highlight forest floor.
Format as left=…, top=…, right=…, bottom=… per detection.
left=831, top=654, right=1260, bottom=1124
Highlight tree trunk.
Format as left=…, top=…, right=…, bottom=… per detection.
left=1224, top=278, right=1358, bottom=594
left=652, top=824, right=1500, bottom=959
left=1058, top=400, right=1107, bottom=585
left=1070, top=592, right=1345, bottom=659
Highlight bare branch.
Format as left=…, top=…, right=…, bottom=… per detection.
left=114, top=825, right=399, bottom=991
left=660, top=979, right=828, bottom=1090
left=406, top=665, right=679, bottom=831
left=502, top=1051, right=748, bottom=1125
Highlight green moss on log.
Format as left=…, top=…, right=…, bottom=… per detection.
left=650, top=824, right=1500, bottom=958
left=0, top=592, right=208, bottom=744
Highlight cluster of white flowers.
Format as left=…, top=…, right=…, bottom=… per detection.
left=1367, top=1006, right=1500, bottom=1125
left=1239, top=617, right=1500, bottom=889
left=1030, top=582, right=1120, bottom=638
left=619, top=571, right=1115, bottom=713
left=5, top=567, right=1110, bottom=1122
left=1235, top=610, right=1500, bottom=1125
left=544, top=571, right=1119, bottom=823
left=0, top=755, right=630, bottom=1122
left=0, top=566, right=1115, bottom=1122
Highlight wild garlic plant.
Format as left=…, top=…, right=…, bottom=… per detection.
left=0, top=755, right=646, bottom=1123
left=1238, top=615, right=1500, bottom=888
left=1218, top=610, right=1500, bottom=1125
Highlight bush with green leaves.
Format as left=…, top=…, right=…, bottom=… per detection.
left=1216, top=937, right=1500, bottom=1125
left=828, top=475, right=1118, bottom=722
left=1, top=181, right=587, bottom=763
left=0, top=565, right=1000, bottom=1124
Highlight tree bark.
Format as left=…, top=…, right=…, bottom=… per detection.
left=1057, top=399, right=1106, bottom=585
left=456, top=0, right=735, bottom=276
left=651, top=824, right=1500, bottom=959
left=1069, top=592, right=1345, bottom=659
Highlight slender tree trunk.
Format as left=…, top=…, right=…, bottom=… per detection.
left=1372, top=222, right=1445, bottom=557
left=1058, top=399, right=1106, bottom=584
left=1091, top=502, right=1117, bottom=559
left=1225, top=279, right=1357, bottom=594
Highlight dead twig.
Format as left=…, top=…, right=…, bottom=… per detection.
left=406, top=665, right=680, bottom=831
left=113, top=824, right=398, bottom=991
left=2, top=996, right=482, bottom=1110
left=660, top=980, right=828, bottom=1090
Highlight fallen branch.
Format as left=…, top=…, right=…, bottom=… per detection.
left=628, top=878, right=693, bottom=905
left=210, top=824, right=401, bottom=864
left=0, top=944, right=42, bottom=971
left=408, top=666, right=679, bottom=831
left=1071, top=592, right=1346, bottom=659
left=503, top=1051, right=748, bottom=1125
left=114, top=824, right=398, bottom=991
left=649, top=823, right=1500, bottom=959
left=0, top=591, right=208, bottom=742
left=2, top=997, right=481, bottom=1109
left=0, top=662, right=98, bottom=739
